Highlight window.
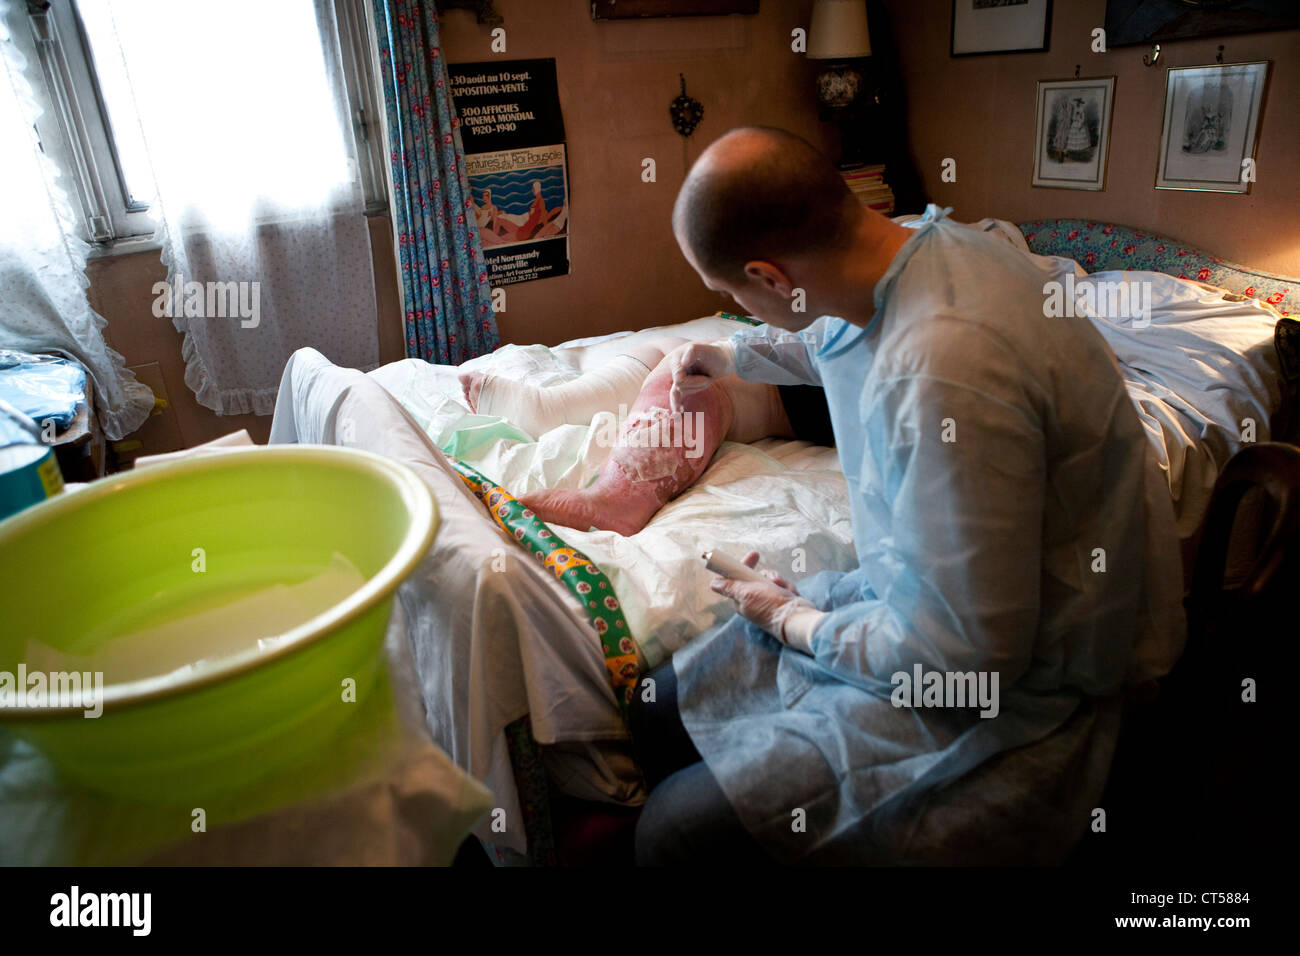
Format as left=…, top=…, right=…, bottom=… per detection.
left=23, top=0, right=387, bottom=246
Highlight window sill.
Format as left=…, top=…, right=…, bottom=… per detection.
left=84, top=208, right=388, bottom=261
left=85, top=236, right=162, bottom=260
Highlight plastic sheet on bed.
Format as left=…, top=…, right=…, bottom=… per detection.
left=265, top=344, right=862, bottom=850
left=370, top=348, right=859, bottom=672
left=0, top=349, right=85, bottom=432
left=272, top=348, right=628, bottom=856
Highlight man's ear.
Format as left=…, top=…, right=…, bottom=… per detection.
left=743, top=260, right=794, bottom=298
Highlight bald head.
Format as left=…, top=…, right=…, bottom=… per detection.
left=673, top=127, right=860, bottom=282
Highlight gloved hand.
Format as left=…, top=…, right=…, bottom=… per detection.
left=669, top=339, right=737, bottom=413
left=709, top=552, right=825, bottom=654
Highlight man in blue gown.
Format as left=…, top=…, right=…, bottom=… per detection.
left=629, top=127, right=1185, bottom=865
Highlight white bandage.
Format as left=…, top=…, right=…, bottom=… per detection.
left=476, top=353, right=649, bottom=438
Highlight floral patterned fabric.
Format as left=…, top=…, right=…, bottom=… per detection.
left=372, top=0, right=498, bottom=363
left=447, top=457, right=641, bottom=711
left=449, top=457, right=640, bottom=867
left=1019, top=219, right=1295, bottom=317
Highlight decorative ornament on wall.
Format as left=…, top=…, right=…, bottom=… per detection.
left=670, top=74, right=703, bottom=137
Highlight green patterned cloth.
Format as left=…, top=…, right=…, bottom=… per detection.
left=447, top=457, right=641, bottom=711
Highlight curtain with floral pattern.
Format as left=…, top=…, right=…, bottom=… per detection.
left=372, top=0, right=498, bottom=364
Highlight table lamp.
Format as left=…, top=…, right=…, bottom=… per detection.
left=807, top=0, right=874, bottom=168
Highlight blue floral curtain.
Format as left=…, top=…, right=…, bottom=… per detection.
left=372, top=0, right=498, bottom=364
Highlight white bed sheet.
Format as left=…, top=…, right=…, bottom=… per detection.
left=271, top=350, right=618, bottom=855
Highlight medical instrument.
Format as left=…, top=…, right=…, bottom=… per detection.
left=702, top=549, right=769, bottom=583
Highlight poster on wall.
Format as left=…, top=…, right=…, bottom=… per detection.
left=448, top=58, right=570, bottom=286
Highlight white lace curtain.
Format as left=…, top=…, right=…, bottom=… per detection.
left=0, top=0, right=152, bottom=440
left=77, top=0, right=379, bottom=416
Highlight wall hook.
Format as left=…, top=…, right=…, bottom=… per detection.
left=1216, top=45, right=1225, bottom=63
left=1143, top=43, right=1160, bottom=67
left=1074, top=64, right=1080, bottom=79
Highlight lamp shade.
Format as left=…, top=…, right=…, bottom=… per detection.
left=807, top=0, right=871, bottom=59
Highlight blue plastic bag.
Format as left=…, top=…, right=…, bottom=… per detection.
left=0, top=350, right=86, bottom=433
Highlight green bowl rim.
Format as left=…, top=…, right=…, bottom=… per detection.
left=0, top=445, right=438, bottom=721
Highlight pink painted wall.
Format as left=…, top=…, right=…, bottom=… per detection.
left=438, top=0, right=833, bottom=346
left=884, top=0, right=1300, bottom=275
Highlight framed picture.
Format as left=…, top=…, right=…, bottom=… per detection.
left=1104, top=0, right=1300, bottom=48
left=1032, top=77, right=1115, bottom=191
left=951, top=0, right=1052, bottom=56
left=1156, top=62, right=1269, bottom=194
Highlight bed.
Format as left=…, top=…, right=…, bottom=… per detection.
left=267, top=216, right=1294, bottom=864
left=269, top=316, right=860, bottom=861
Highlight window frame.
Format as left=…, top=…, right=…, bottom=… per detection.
left=25, top=0, right=388, bottom=249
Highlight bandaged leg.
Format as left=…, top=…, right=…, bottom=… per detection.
left=519, top=363, right=733, bottom=536
left=470, top=354, right=650, bottom=438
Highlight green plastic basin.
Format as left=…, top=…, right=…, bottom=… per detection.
left=0, top=445, right=437, bottom=804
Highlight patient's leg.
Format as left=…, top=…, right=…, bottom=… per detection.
left=458, top=336, right=688, bottom=437
left=518, top=359, right=733, bottom=535
left=517, top=342, right=797, bottom=535
left=721, top=375, right=795, bottom=444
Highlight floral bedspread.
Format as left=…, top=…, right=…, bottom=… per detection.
left=1019, top=219, right=1295, bottom=317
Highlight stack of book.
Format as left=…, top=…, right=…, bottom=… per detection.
left=841, top=164, right=894, bottom=215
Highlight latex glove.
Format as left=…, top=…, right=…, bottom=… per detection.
left=709, top=552, right=825, bottom=655
left=669, top=340, right=737, bottom=413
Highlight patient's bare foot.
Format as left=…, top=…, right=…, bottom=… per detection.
left=519, top=486, right=652, bottom=537
left=458, top=369, right=487, bottom=411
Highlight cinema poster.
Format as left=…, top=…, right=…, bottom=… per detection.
left=449, top=58, right=570, bottom=286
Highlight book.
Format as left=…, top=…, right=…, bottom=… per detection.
left=841, top=166, right=894, bottom=215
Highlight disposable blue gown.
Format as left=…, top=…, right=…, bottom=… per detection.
left=673, top=206, right=1185, bottom=864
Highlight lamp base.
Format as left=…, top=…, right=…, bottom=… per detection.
left=815, top=61, right=863, bottom=109
left=814, top=57, right=879, bottom=169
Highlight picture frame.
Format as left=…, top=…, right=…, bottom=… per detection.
left=951, top=0, right=1052, bottom=57
left=1155, top=62, right=1270, bottom=195
left=1032, top=76, right=1115, bottom=191
left=1104, top=0, right=1300, bottom=48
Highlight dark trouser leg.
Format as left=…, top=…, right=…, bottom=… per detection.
left=635, top=760, right=777, bottom=866
left=627, top=660, right=701, bottom=790
left=629, top=660, right=776, bottom=865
